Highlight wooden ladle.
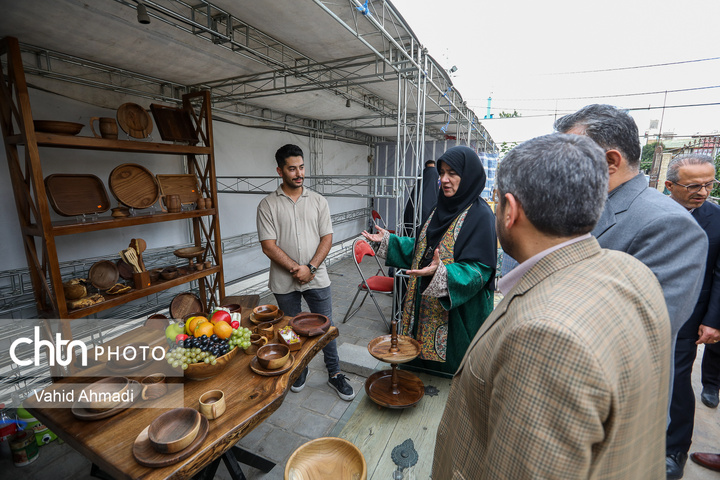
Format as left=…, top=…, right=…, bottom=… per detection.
left=130, top=238, right=147, bottom=271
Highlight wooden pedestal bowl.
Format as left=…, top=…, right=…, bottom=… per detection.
left=253, top=304, right=279, bottom=322
left=183, top=344, right=240, bottom=381
left=148, top=408, right=202, bottom=454
left=285, top=437, right=366, bottom=480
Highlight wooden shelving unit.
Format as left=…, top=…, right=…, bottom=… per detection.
left=0, top=36, right=225, bottom=331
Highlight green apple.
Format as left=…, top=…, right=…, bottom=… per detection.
left=165, top=322, right=185, bottom=345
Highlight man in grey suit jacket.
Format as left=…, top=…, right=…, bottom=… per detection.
left=555, top=104, right=707, bottom=341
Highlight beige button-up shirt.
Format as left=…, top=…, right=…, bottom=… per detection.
left=256, top=186, right=333, bottom=294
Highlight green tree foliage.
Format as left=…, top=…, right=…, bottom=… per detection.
left=498, top=110, right=521, bottom=118
left=499, top=141, right=519, bottom=155
left=640, top=141, right=663, bottom=174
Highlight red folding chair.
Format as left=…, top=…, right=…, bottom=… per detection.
left=342, top=239, right=393, bottom=329
left=371, top=210, right=395, bottom=234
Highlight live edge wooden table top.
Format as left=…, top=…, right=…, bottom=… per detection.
left=25, top=314, right=338, bottom=480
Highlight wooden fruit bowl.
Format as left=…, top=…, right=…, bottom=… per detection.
left=285, top=437, right=367, bottom=480
left=183, top=344, right=240, bottom=381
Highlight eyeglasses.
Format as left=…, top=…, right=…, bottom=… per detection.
left=671, top=180, right=719, bottom=194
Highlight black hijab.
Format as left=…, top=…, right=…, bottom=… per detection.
left=424, top=146, right=497, bottom=276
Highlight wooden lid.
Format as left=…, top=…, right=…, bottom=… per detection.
left=108, top=163, right=160, bottom=209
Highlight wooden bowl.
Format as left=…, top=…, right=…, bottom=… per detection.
left=253, top=304, right=279, bottom=322
left=173, top=246, right=204, bottom=259
left=183, top=344, right=239, bottom=381
left=161, top=266, right=178, bottom=280
left=285, top=437, right=367, bottom=480
left=290, top=313, right=331, bottom=337
left=221, top=303, right=241, bottom=314
left=256, top=343, right=290, bottom=370
left=88, top=260, right=120, bottom=290
left=33, top=120, right=84, bottom=135
left=78, top=376, right=130, bottom=412
left=148, top=408, right=201, bottom=454
left=149, top=269, right=161, bottom=283
left=63, top=281, right=87, bottom=300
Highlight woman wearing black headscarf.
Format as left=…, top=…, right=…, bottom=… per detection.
left=363, top=146, right=497, bottom=377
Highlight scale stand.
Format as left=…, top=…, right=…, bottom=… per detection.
left=365, top=318, right=424, bottom=409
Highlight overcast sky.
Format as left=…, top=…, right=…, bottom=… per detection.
left=391, top=0, right=720, bottom=145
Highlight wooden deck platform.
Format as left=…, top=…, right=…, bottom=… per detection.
left=334, top=371, right=452, bottom=480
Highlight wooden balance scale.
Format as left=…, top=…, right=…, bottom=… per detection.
left=365, top=318, right=424, bottom=409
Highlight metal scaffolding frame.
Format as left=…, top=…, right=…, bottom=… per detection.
left=0, top=0, right=496, bottom=316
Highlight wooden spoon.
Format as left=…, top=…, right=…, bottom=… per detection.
left=124, top=248, right=142, bottom=273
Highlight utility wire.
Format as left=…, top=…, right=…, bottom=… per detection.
left=468, top=84, right=720, bottom=104
left=541, top=56, right=720, bottom=76
left=476, top=101, right=720, bottom=120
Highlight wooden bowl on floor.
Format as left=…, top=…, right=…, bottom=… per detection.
left=253, top=304, right=279, bottom=322
left=285, top=437, right=366, bottom=480
left=148, top=408, right=202, bottom=454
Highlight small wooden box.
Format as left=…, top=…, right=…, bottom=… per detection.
left=278, top=329, right=303, bottom=352
left=133, top=271, right=151, bottom=290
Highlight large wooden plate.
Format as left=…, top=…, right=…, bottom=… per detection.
left=249, top=354, right=294, bottom=376
left=133, top=415, right=209, bottom=467
left=117, top=103, right=153, bottom=139
left=150, top=104, right=198, bottom=144
left=290, top=313, right=331, bottom=337
left=157, top=174, right=201, bottom=209
left=169, top=292, right=202, bottom=320
left=44, top=174, right=111, bottom=217
left=88, top=260, right=119, bottom=290
left=108, top=163, right=160, bottom=209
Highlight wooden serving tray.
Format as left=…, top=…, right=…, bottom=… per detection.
left=108, top=163, right=160, bottom=209
left=150, top=104, right=198, bottom=144
left=44, top=174, right=111, bottom=216
left=156, top=174, right=200, bottom=211
left=117, top=103, right=153, bottom=139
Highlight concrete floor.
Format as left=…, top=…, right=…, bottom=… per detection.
left=2, top=253, right=720, bottom=479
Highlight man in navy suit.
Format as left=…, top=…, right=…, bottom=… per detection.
left=664, top=153, right=720, bottom=479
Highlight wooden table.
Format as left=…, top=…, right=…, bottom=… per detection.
left=25, top=315, right=337, bottom=479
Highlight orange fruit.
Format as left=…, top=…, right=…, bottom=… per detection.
left=187, top=316, right=207, bottom=335
left=213, top=321, right=233, bottom=340
left=194, top=321, right=214, bottom=338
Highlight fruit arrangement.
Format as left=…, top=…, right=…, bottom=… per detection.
left=165, top=309, right=252, bottom=370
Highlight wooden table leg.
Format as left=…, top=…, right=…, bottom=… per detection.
left=231, top=446, right=275, bottom=473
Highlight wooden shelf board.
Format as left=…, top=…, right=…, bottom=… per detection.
left=45, top=209, right=216, bottom=236
left=65, top=266, right=222, bottom=319
left=10, top=133, right=211, bottom=155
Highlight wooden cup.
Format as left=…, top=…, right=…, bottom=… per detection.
left=199, top=390, right=226, bottom=419
left=166, top=194, right=181, bottom=213
left=256, top=322, right=275, bottom=342
left=245, top=334, right=267, bottom=355
left=90, top=117, right=118, bottom=139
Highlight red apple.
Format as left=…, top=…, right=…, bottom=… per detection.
left=230, top=320, right=240, bottom=329
left=211, top=310, right=231, bottom=325
left=175, top=333, right=189, bottom=344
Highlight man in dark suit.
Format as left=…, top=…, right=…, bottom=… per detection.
left=664, top=153, right=720, bottom=479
